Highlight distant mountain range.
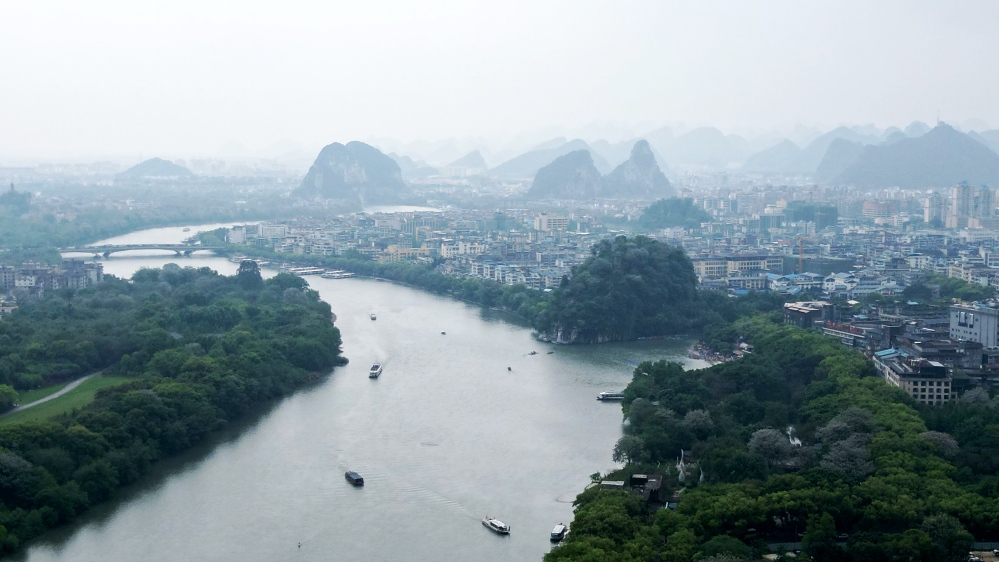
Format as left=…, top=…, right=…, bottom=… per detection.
left=490, top=139, right=613, bottom=178
left=824, top=124, right=999, bottom=188
left=527, top=141, right=673, bottom=200
left=303, top=121, right=999, bottom=190
left=388, top=153, right=438, bottom=180
left=296, top=141, right=411, bottom=204
left=117, top=158, right=193, bottom=180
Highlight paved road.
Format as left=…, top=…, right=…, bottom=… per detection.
left=0, top=372, right=102, bottom=418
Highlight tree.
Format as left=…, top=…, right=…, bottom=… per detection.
left=613, top=435, right=650, bottom=464
left=819, top=433, right=874, bottom=481
left=698, top=535, right=751, bottom=560
left=662, top=529, right=697, bottom=562
left=802, top=512, right=842, bottom=562
left=748, top=428, right=793, bottom=467
left=0, top=385, right=17, bottom=411
left=236, top=260, right=263, bottom=291
left=920, top=514, right=974, bottom=562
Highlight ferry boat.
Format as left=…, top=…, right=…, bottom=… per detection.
left=482, top=517, right=511, bottom=534
left=345, top=471, right=364, bottom=486
left=550, top=523, right=568, bottom=542
left=321, top=270, right=355, bottom=279
left=596, top=392, right=625, bottom=401
left=288, top=267, right=325, bottom=276
left=369, top=364, right=382, bottom=378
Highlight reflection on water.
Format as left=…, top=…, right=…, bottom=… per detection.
left=20, top=226, right=703, bottom=562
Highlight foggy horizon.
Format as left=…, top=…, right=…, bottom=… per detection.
left=3, top=1, right=998, bottom=160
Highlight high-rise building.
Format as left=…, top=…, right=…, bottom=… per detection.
left=947, top=182, right=974, bottom=229
left=923, top=192, right=945, bottom=225
left=976, top=185, right=994, bottom=219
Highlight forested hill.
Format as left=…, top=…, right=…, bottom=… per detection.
left=534, top=236, right=699, bottom=343
left=0, top=264, right=344, bottom=553
left=637, top=197, right=712, bottom=230
left=548, top=318, right=996, bottom=562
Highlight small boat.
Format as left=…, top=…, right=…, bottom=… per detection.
left=441, top=331, right=446, bottom=335
left=345, top=471, right=364, bottom=486
left=550, top=523, right=568, bottom=542
left=370, top=314, right=377, bottom=320
left=182, top=227, right=191, bottom=232
left=528, top=351, right=538, bottom=356
left=482, top=517, right=510, bottom=534
left=369, top=364, right=382, bottom=378
left=596, top=392, right=625, bottom=401
left=547, top=351, right=554, bottom=355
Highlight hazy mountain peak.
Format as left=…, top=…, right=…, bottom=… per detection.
left=296, top=141, right=410, bottom=204
left=117, top=157, right=193, bottom=180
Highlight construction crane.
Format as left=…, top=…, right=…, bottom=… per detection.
left=798, top=236, right=809, bottom=274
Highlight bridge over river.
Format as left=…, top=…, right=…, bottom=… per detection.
left=62, top=244, right=226, bottom=257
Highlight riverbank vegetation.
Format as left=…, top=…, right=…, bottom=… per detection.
left=219, top=233, right=782, bottom=344
left=547, top=318, right=993, bottom=562
left=0, top=264, right=343, bottom=552
left=0, top=181, right=300, bottom=264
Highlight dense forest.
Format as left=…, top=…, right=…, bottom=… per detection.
left=547, top=318, right=996, bottom=562
left=534, top=236, right=701, bottom=343
left=637, top=197, right=713, bottom=230
left=0, top=264, right=344, bottom=552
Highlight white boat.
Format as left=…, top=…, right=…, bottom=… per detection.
left=550, top=523, right=568, bottom=542
left=288, top=267, right=325, bottom=276
left=596, top=392, right=625, bottom=401
left=482, top=517, right=510, bottom=534
left=369, top=364, right=382, bottom=378
left=321, top=270, right=356, bottom=279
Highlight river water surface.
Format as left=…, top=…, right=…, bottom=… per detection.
left=19, top=223, right=703, bottom=562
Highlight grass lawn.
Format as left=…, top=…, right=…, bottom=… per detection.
left=16, top=383, right=71, bottom=406
left=0, top=376, right=137, bottom=425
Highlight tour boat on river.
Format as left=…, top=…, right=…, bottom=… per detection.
left=482, top=517, right=510, bottom=534
left=550, top=523, right=568, bottom=542
left=345, top=471, right=364, bottom=486
left=596, top=391, right=625, bottom=401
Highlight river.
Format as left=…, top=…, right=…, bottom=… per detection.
left=20, top=223, right=704, bottom=562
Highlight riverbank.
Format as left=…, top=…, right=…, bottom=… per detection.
left=19, top=233, right=697, bottom=562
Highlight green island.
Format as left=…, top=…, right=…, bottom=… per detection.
left=0, top=262, right=343, bottom=552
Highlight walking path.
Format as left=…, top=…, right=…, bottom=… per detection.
left=0, top=372, right=102, bottom=418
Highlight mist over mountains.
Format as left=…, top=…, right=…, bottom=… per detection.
left=527, top=140, right=673, bottom=200
left=278, top=119, right=999, bottom=205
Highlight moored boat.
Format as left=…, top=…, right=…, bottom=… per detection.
left=596, top=391, right=625, bottom=401
left=482, top=517, right=510, bottom=534
left=550, top=523, right=568, bottom=542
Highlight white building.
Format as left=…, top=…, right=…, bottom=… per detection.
left=950, top=302, right=999, bottom=348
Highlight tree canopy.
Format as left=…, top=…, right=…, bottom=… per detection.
left=548, top=317, right=992, bottom=561
left=0, top=266, right=343, bottom=553
left=534, top=236, right=700, bottom=343
left=637, top=197, right=712, bottom=230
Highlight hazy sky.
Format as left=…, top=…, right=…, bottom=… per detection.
left=2, top=0, right=998, bottom=159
